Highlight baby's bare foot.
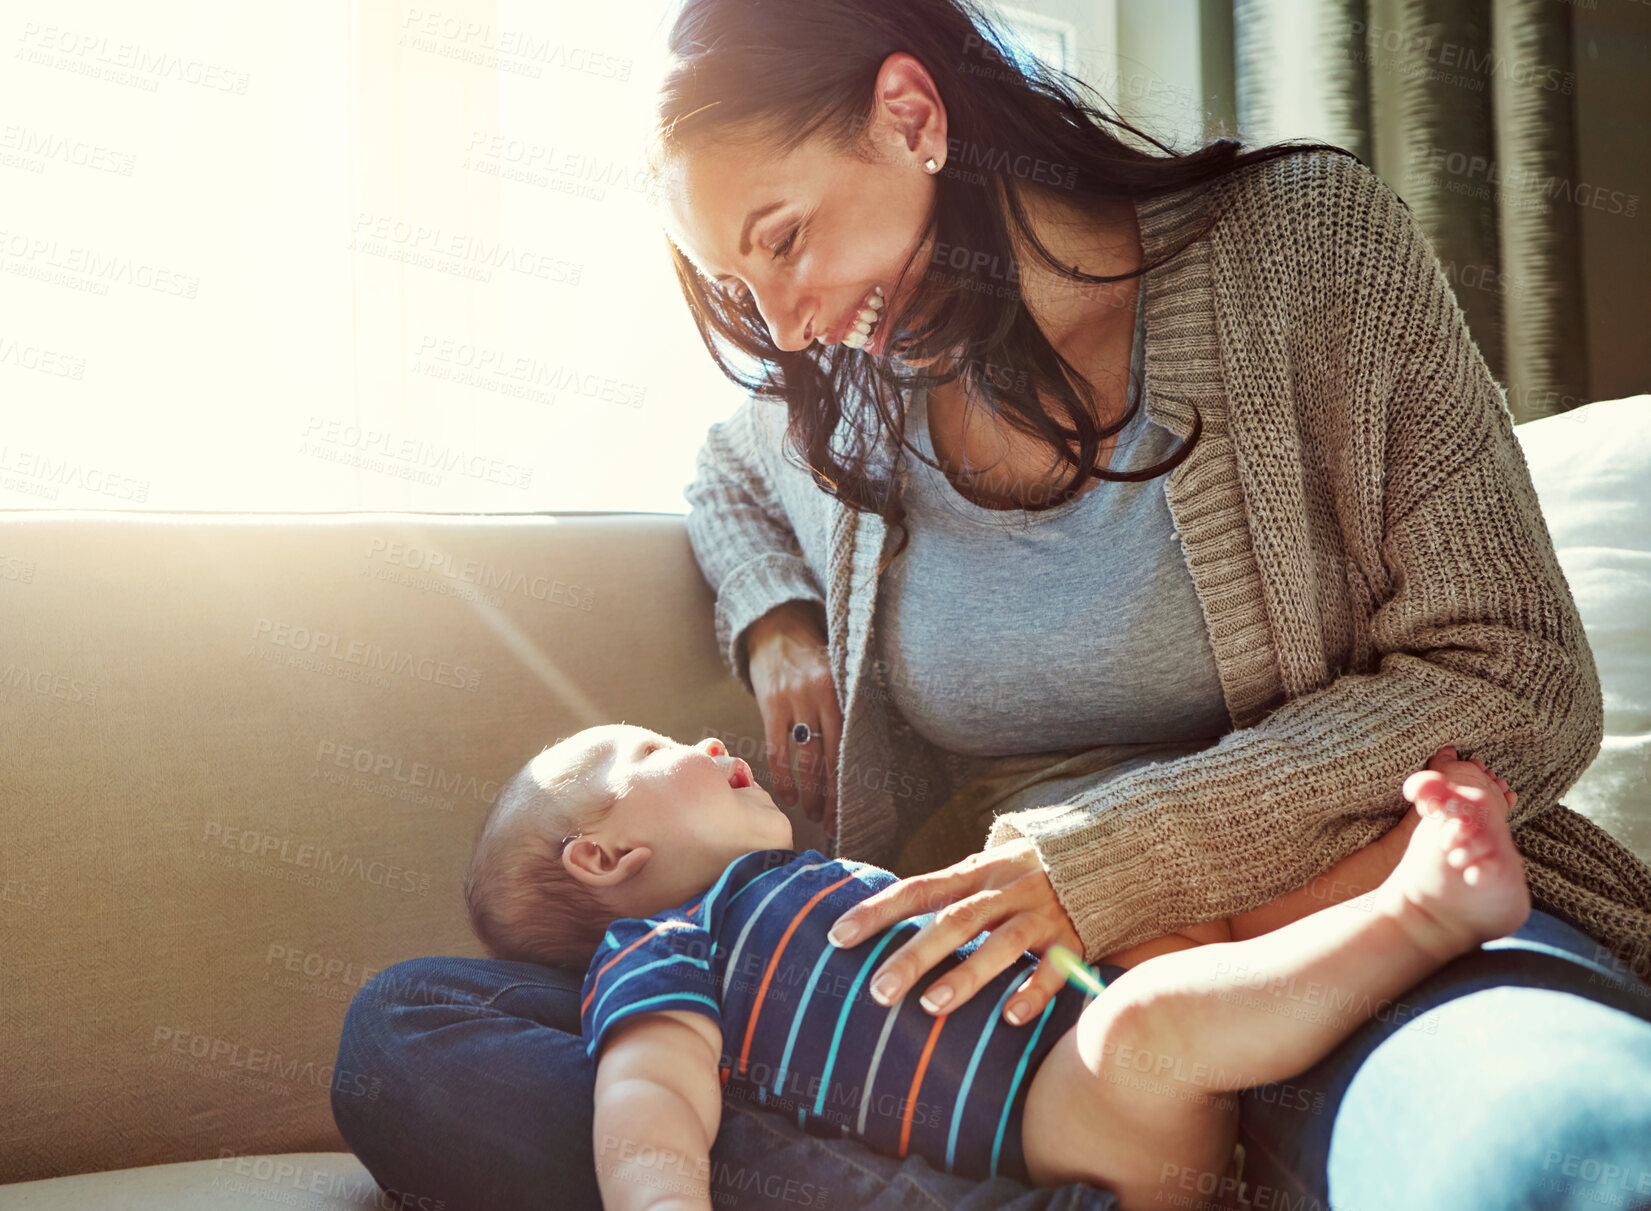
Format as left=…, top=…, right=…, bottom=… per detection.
left=1383, top=747, right=1531, bottom=962
left=1426, top=744, right=1518, bottom=810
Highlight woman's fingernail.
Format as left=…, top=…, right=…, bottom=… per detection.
left=871, top=973, right=901, bottom=1004
left=920, top=985, right=953, bottom=1014
left=827, top=922, right=859, bottom=948
left=1006, top=1001, right=1028, bottom=1025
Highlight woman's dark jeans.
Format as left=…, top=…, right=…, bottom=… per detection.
left=333, top=906, right=1651, bottom=1211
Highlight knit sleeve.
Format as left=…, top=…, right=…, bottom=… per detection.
left=984, top=157, right=1606, bottom=961
left=683, top=394, right=827, bottom=695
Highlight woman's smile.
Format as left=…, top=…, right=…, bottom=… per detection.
left=830, top=285, right=885, bottom=349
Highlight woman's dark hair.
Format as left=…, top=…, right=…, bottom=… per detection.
left=652, top=0, right=1359, bottom=568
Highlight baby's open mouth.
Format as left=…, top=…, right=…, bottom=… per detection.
left=728, top=758, right=755, bottom=789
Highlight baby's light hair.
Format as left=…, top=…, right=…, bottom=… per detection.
left=463, top=740, right=620, bottom=971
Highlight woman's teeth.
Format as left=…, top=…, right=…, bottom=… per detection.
left=842, top=286, right=884, bottom=349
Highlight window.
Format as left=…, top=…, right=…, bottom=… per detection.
left=984, top=4, right=1080, bottom=75
left=1, top=1, right=1210, bottom=514
left=3, top=2, right=741, bottom=514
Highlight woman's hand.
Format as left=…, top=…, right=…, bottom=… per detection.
left=745, top=601, right=842, bottom=833
left=825, top=838, right=1082, bottom=1026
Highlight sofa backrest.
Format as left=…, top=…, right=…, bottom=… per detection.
left=0, top=512, right=790, bottom=1183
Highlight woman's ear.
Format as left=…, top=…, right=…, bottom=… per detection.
left=872, top=52, right=947, bottom=157
left=563, top=835, right=653, bottom=889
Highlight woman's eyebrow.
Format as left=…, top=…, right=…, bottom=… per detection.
left=737, top=200, right=784, bottom=255
left=692, top=200, right=787, bottom=283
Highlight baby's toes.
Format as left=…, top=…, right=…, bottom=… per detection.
left=1440, top=783, right=1485, bottom=815
left=1446, top=832, right=1496, bottom=871
left=1440, top=812, right=1483, bottom=848
left=1426, top=746, right=1460, bottom=773
left=1403, top=770, right=1455, bottom=814
left=1460, top=854, right=1502, bottom=887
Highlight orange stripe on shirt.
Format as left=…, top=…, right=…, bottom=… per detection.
left=579, top=900, right=702, bottom=1017
left=898, top=1011, right=948, bottom=1157
left=736, top=874, right=856, bottom=1077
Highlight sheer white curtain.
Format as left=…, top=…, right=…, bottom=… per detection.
left=1, top=0, right=1216, bottom=514
left=2, top=0, right=738, bottom=513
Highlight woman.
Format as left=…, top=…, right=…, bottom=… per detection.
left=333, top=2, right=1651, bottom=1209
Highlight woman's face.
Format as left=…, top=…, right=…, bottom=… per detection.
left=662, top=53, right=948, bottom=357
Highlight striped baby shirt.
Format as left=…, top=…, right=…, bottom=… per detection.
left=580, top=848, right=1118, bottom=1184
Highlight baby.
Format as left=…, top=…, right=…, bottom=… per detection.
left=464, top=725, right=1529, bottom=1211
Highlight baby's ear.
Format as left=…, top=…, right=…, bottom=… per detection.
left=563, top=837, right=653, bottom=889
left=609, top=846, right=653, bottom=884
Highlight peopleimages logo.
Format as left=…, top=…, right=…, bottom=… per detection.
left=1418, top=146, right=1639, bottom=218
left=413, top=335, right=646, bottom=409
left=0, top=444, right=149, bottom=502
left=0, top=227, right=200, bottom=298
left=0, top=555, right=38, bottom=584
left=300, top=417, right=534, bottom=488
left=312, top=737, right=501, bottom=806
left=398, top=10, right=632, bottom=82
left=364, top=537, right=595, bottom=610
left=349, top=213, right=582, bottom=285
left=201, top=821, right=433, bottom=895
left=0, top=123, right=137, bottom=175
left=213, top=1151, right=447, bottom=1211
left=151, top=1027, right=380, bottom=1098
left=0, top=660, right=99, bottom=705
left=16, top=22, right=253, bottom=93
left=249, top=617, right=482, bottom=692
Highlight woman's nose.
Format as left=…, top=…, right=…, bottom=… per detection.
left=750, top=285, right=811, bottom=352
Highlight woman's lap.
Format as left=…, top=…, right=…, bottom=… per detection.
left=332, top=906, right=1651, bottom=1211
left=1235, top=905, right=1651, bottom=1211
left=331, top=954, right=1120, bottom=1211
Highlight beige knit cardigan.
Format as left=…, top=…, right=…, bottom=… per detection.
left=682, top=150, right=1651, bottom=974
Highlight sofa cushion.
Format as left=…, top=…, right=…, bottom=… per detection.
left=1514, top=395, right=1651, bottom=867
left=0, top=514, right=769, bottom=1185
left=0, top=1153, right=380, bottom=1210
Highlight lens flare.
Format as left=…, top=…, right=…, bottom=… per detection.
left=1047, top=944, right=1108, bottom=996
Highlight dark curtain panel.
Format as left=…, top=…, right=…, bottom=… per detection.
left=1235, top=0, right=1588, bottom=421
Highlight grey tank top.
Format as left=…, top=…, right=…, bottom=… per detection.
left=875, top=286, right=1232, bottom=758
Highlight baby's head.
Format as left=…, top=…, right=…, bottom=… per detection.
left=463, top=724, right=794, bottom=970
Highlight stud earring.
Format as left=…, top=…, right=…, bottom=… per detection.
left=923, top=157, right=939, bottom=173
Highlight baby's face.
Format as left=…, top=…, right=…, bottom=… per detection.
left=545, top=724, right=795, bottom=911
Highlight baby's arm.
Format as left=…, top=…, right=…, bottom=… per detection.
left=592, top=1009, right=723, bottom=1211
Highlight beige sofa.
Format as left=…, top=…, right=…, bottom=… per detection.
left=0, top=512, right=825, bottom=1208
left=3, top=396, right=1647, bottom=1208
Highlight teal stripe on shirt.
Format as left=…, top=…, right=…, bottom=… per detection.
left=990, top=998, right=1059, bottom=1177
left=585, top=992, right=721, bottom=1058
left=946, top=979, right=1024, bottom=1172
